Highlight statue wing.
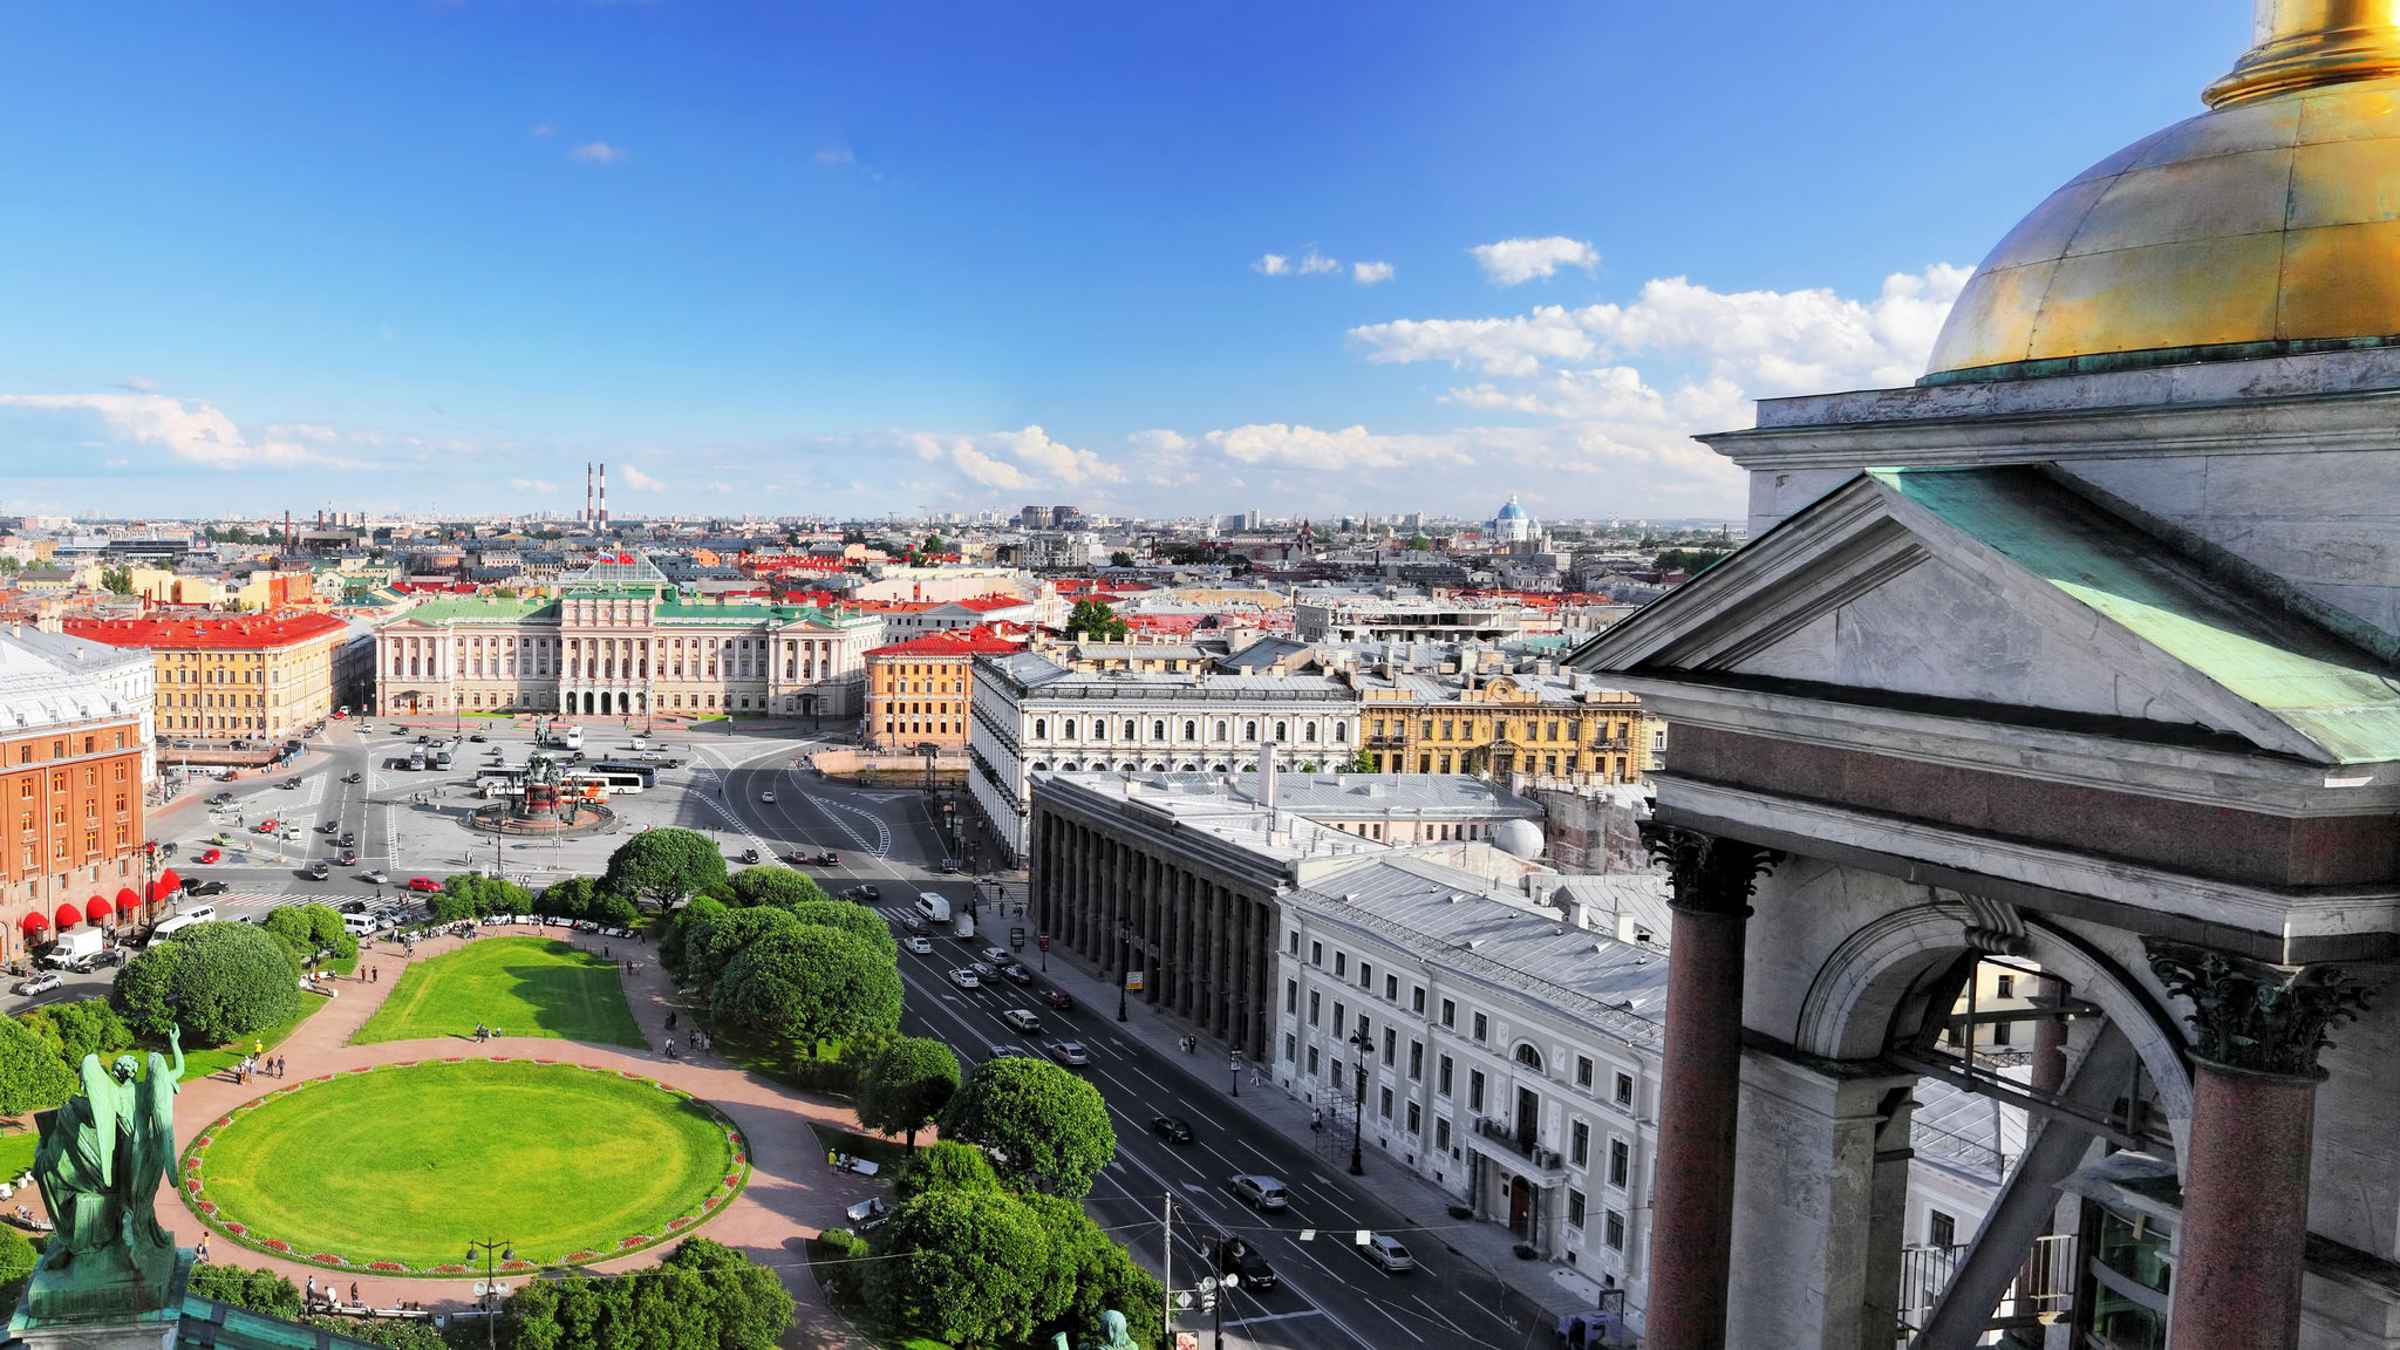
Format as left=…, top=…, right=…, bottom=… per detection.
left=76, top=1055, right=117, bottom=1186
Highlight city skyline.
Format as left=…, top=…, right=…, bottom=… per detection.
left=1, top=2, right=2222, bottom=519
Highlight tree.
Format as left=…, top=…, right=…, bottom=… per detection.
left=866, top=1188, right=1057, bottom=1349
left=892, top=1138, right=1002, bottom=1200
left=923, top=535, right=948, bottom=554
left=1108, top=551, right=1135, bottom=569
left=683, top=905, right=803, bottom=988
left=187, top=1262, right=301, bottom=1319
left=112, top=921, right=301, bottom=1046
left=1406, top=533, right=1434, bottom=552
left=940, top=1056, right=1116, bottom=1198
left=1024, top=1194, right=1164, bottom=1348
left=260, top=903, right=357, bottom=965
left=537, top=876, right=639, bottom=926
left=502, top=1238, right=791, bottom=1350
left=1652, top=547, right=1734, bottom=575
left=659, top=894, right=727, bottom=974
left=17, top=998, right=133, bottom=1071
left=786, top=899, right=897, bottom=960
left=711, top=926, right=901, bottom=1056
left=858, top=1037, right=961, bottom=1151
left=99, top=566, right=135, bottom=595
left=431, top=874, right=532, bottom=923
left=1064, top=598, right=1130, bottom=642
left=1342, top=748, right=1376, bottom=774
left=0, top=1015, right=76, bottom=1114
left=726, top=865, right=829, bottom=910
left=603, top=828, right=727, bottom=909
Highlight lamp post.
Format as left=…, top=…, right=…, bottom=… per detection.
left=465, top=1237, right=512, bottom=1350
left=1347, top=1030, right=1370, bottom=1177
left=1115, top=919, right=1131, bottom=1023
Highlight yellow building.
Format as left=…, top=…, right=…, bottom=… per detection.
left=1353, top=662, right=1663, bottom=785
left=863, top=627, right=1026, bottom=752
left=65, top=611, right=349, bottom=744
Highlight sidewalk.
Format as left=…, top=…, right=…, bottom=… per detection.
left=1030, top=939, right=1611, bottom=1329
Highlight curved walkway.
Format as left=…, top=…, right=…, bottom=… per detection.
left=144, top=924, right=877, bottom=1349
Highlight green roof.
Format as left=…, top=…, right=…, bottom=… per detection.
left=652, top=601, right=873, bottom=627
left=402, top=596, right=559, bottom=625
left=1877, top=466, right=2400, bottom=765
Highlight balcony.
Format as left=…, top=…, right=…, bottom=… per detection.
left=1467, top=1116, right=1566, bottom=1176
left=1893, top=1233, right=2075, bottom=1346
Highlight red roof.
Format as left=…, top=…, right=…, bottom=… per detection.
left=1123, top=614, right=1205, bottom=634
left=866, top=625, right=1029, bottom=659
left=952, top=594, right=1032, bottom=613
left=65, top=610, right=349, bottom=651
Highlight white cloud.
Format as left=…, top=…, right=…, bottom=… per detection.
left=1252, top=253, right=1290, bottom=277
left=619, top=464, right=666, bottom=491
left=530, top=121, right=556, bottom=139
left=118, top=375, right=158, bottom=393
left=0, top=393, right=321, bottom=468
left=706, top=481, right=735, bottom=495
left=1203, top=423, right=1470, bottom=472
left=1470, top=236, right=1599, bottom=286
left=1005, top=425, right=1123, bottom=484
left=814, top=146, right=855, bottom=167
left=509, top=477, right=558, bottom=493
left=265, top=422, right=339, bottom=446
left=1126, top=429, right=1189, bottom=454
left=1352, top=260, right=1394, bottom=285
left=570, top=141, right=625, bottom=165
left=1349, top=307, right=1601, bottom=377
left=950, top=442, right=1033, bottom=491
left=1298, top=249, right=1339, bottom=275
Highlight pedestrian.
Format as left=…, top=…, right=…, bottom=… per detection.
left=305, top=1275, right=317, bottom=1307
left=350, top=1281, right=360, bottom=1308
left=665, top=1038, right=675, bottom=1059
left=665, top=1011, right=677, bottom=1031
left=1311, top=1106, right=1323, bottom=1133
left=195, top=1233, right=209, bottom=1263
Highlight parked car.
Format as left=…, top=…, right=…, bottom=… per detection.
left=899, top=913, right=927, bottom=933
left=969, top=961, right=997, bottom=980
left=255, top=819, right=279, bottom=833
left=468, top=733, right=487, bottom=742
left=1000, top=962, right=1033, bottom=985
left=1226, top=1175, right=1289, bottom=1212
left=319, top=821, right=340, bottom=834
left=406, top=877, right=441, bottom=894
left=813, top=850, right=838, bottom=865
left=1362, top=1234, right=1417, bottom=1274
left=195, top=848, right=221, bottom=865
left=948, top=968, right=981, bottom=990
left=1043, top=1039, right=1090, bottom=1067
left=904, top=935, right=933, bottom=955
left=337, top=832, right=355, bottom=847
left=855, top=884, right=880, bottom=902
left=1000, top=1008, right=1041, bottom=1033
left=281, top=779, right=302, bottom=790
left=843, top=1196, right=890, bottom=1231
left=1151, top=1115, right=1194, bottom=1144
left=13, top=975, right=61, bottom=998
left=360, top=870, right=391, bottom=885
left=184, top=879, right=230, bottom=898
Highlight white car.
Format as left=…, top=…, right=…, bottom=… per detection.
left=981, top=945, right=1011, bottom=965
left=904, top=935, right=933, bottom=955
left=1363, top=1234, right=1417, bottom=1273
left=759, top=790, right=777, bottom=804
left=949, top=968, right=981, bottom=989
left=1001, top=1008, right=1041, bottom=1033
left=1043, top=1039, right=1090, bottom=1067
left=360, top=870, right=391, bottom=884
left=12, top=974, right=61, bottom=998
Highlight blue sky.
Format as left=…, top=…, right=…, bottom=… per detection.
left=0, top=1, right=2232, bottom=522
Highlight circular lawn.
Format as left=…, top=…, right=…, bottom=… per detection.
left=181, top=1059, right=748, bottom=1274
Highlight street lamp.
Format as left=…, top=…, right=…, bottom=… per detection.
left=465, top=1237, right=513, bottom=1350
left=1115, top=918, right=1131, bottom=1022
left=1346, top=1030, right=1371, bottom=1177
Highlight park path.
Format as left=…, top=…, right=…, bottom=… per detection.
left=135, top=924, right=879, bottom=1350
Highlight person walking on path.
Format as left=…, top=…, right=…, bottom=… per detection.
left=195, top=1233, right=209, bottom=1263
left=349, top=1281, right=360, bottom=1309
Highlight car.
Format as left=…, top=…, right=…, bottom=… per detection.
left=1151, top=1114, right=1195, bottom=1144
left=939, top=857, right=960, bottom=874
left=1000, top=962, right=1033, bottom=985
left=843, top=1196, right=891, bottom=1231
left=814, top=850, right=838, bottom=865
left=981, top=945, right=1011, bottom=965
left=736, top=848, right=762, bottom=865
left=759, top=790, right=777, bottom=804
left=969, top=961, right=998, bottom=980
left=255, top=819, right=278, bottom=833
left=342, top=772, right=363, bottom=784
left=184, top=879, right=230, bottom=898
left=1362, top=1234, right=1416, bottom=1274
left=1226, top=1175, right=1289, bottom=1212
left=1043, top=1039, right=1090, bottom=1067
left=87, top=948, right=125, bottom=969
left=195, top=848, right=221, bottom=865
left=360, top=870, right=390, bottom=885
left=899, top=913, right=927, bottom=933
left=281, top=779, right=302, bottom=790
left=337, top=832, right=355, bottom=847
left=948, top=968, right=981, bottom=990
left=319, top=821, right=340, bottom=834
left=1000, top=1008, right=1042, bottom=1033
left=208, top=791, right=234, bottom=805
left=904, top=935, right=933, bottom=955
left=338, top=851, right=360, bottom=866
left=307, top=861, right=331, bottom=880
left=856, top=884, right=880, bottom=902
left=468, top=733, right=487, bottom=742
left=12, top=975, right=61, bottom=998
left=1042, top=989, right=1073, bottom=1011
left=417, top=735, right=431, bottom=744
left=1217, top=1235, right=1279, bottom=1292
left=406, top=877, right=440, bottom=894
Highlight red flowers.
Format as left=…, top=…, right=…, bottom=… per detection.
left=618, top=1234, right=649, bottom=1249
left=225, top=1223, right=247, bottom=1236
left=308, top=1253, right=345, bottom=1266
left=263, top=1239, right=290, bottom=1253
left=369, top=1262, right=407, bottom=1273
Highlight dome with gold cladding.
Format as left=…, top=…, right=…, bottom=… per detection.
left=1923, top=1, right=2400, bottom=384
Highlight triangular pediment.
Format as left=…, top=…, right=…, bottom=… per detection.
left=1569, top=466, right=2400, bottom=765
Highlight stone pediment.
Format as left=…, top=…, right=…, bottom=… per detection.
left=1571, top=466, right=2400, bottom=765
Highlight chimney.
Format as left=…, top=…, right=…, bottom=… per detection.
left=600, top=462, right=609, bottom=531
left=1259, top=743, right=1280, bottom=814
left=584, top=462, right=593, bottom=528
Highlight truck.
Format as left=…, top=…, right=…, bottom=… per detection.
left=42, top=929, right=103, bottom=969
left=631, top=734, right=648, bottom=752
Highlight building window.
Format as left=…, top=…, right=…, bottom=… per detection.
left=1576, top=1055, right=1594, bottom=1089
left=1609, top=1138, right=1629, bottom=1187
left=1334, top=952, right=1346, bottom=977
left=1381, top=1028, right=1395, bottom=1066
left=1929, top=1210, right=1957, bottom=1248
left=1436, top=1118, right=1451, bottom=1152
left=1307, top=1046, right=1320, bottom=1075
left=1440, top=998, right=1455, bottom=1029
left=1288, top=931, right=1300, bottom=955
left=1614, top=1072, right=1634, bottom=1109
left=1567, top=1189, right=1586, bottom=1229
left=1359, top=960, right=1373, bottom=989
left=1605, top=1210, right=1625, bottom=1251
left=1996, top=974, right=2015, bottom=999
left=1468, top=1069, right=1485, bottom=1113
left=1406, top=1101, right=1421, bottom=1134
left=1438, top=1055, right=1453, bottom=1097
left=1308, top=992, right=1320, bottom=1026
left=1383, top=973, right=1397, bottom=1001
left=1333, top=1000, right=1346, bottom=1035
left=1408, top=1040, right=1422, bottom=1080
left=1379, top=1086, right=1393, bottom=1120
left=1571, top=1121, right=1589, bottom=1167
left=1286, top=979, right=1298, bottom=1014
left=1311, top=941, right=1323, bottom=967
left=1411, top=985, right=1425, bottom=1015
left=1473, top=1012, right=1488, bottom=1043
left=1284, top=1033, right=1296, bottom=1062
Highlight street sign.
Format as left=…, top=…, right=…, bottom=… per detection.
left=1009, top=925, right=1026, bottom=951
left=1038, top=933, right=1050, bottom=952
left=1174, top=1291, right=1194, bottom=1310
left=1125, top=968, right=1145, bottom=992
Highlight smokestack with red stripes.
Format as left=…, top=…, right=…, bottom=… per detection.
left=599, top=462, right=608, bottom=532
left=584, top=462, right=593, bottom=529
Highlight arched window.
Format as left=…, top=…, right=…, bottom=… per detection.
left=1030, top=761, right=1050, bottom=773
left=1034, top=718, right=1048, bottom=739
left=1152, top=720, right=1167, bottom=741
left=1274, top=720, right=1289, bottom=742
left=1514, top=1043, right=1543, bottom=1072
left=1093, top=720, right=1107, bottom=741
left=1244, top=720, right=1259, bottom=741
left=1214, top=720, right=1229, bottom=742
left=1335, top=723, right=1349, bottom=743
left=1303, top=722, right=1318, bottom=742
left=1183, top=719, right=1197, bottom=741
left=1061, top=761, right=1081, bottom=772
left=1124, top=719, right=1137, bottom=740
left=1062, top=719, right=1077, bottom=740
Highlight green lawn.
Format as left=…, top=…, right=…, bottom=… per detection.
left=181, top=993, right=335, bottom=1082
left=0, top=1130, right=34, bottom=1179
left=187, top=1060, right=736, bottom=1270
left=351, top=936, right=644, bottom=1048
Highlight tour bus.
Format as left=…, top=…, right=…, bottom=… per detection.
left=586, top=761, right=658, bottom=791
left=915, top=892, right=952, bottom=925
left=148, top=906, right=219, bottom=947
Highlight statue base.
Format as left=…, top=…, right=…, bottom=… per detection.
left=7, top=1244, right=189, bottom=1350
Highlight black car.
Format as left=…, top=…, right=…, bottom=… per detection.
left=208, top=791, right=235, bottom=805
left=1001, top=962, right=1033, bottom=985
left=342, top=772, right=363, bottom=784
left=1151, top=1114, right=1194, bottom=1144
left=468, top=733, right=487, bottom=742
left=307, top=862, right=331, bottom=880
left=1217, top=1236, right=1278, bottom=1292
left=736, top=848, right=761, bottom=865
left=184, top=879, right=230, bottom=898
left=856, top=884, right=880, bottom=902
left=281, top=779, right=303, bottom=790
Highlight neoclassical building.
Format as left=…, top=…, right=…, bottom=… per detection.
left=1572, top=10, right=2400, bottom=1348
left=375, top=585, right=883, bottom=721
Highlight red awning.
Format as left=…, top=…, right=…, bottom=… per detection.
left=20, top=912, right=47, bottom=933
left=53, top=903, right=80, bottom=929
left=85, top=896, right=110, bottom=922
left=115, top=886, right=137, bottom=913
left=156, top=868, right=181, bottom=895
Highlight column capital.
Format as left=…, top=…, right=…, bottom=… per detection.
left=2146, top=939, right=2374, bottom=1079
left=1641, top=822, right=1783, bottom=918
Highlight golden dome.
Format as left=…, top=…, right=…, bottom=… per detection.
left=1924, top=1, right=2400, bottom=382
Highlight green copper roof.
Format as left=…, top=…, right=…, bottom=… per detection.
left=652, top=601, right=872, bottom=626
left=179, top=1294, right=389, bottom=1348
left=402, top=596, right=560, bottom=625
left=1875, top=466, right=2400, bottom=765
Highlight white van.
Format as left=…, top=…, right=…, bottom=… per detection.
left=340, top=913, right=380, bottom=937
left=148, top=906, right=219, bottom=946
left=914, top=892, right=952, bottom=925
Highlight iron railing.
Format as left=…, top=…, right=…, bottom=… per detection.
left=1893, top=1233, right=2076, bottom=1345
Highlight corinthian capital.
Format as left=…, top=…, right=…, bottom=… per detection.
left=2146, top=939, right=2373, bottom=1078
left=1640, top=822, right=1783, bottom=917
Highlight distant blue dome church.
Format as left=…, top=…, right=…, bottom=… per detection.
left=1490, top=493, right=1535, bottom=545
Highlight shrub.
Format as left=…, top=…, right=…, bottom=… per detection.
left=892, top=1139, right=1000, bottom=1202
left=17, top=998, right=133, bottom=1071
left=602, top=829, right=727, bottom=910
left=111, top=922, right=300, bottom=1047
left=812, top=1227, right=870, bottom=1307
left=188, top=1262, right=301, bottom=1319
left=260, top=903, right=357, bottom=965
left=501, top=1237, right=791, bottom=1350
left=727, top=866, right=830, bottom=910
left=432, top=875, right=532, bottom=924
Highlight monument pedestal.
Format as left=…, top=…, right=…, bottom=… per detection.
left=7, top=1246, right=190, bottom=1350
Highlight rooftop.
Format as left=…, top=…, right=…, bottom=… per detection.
left=64, top=610, right=350, bottom=650
left=866, top=625, right=1029, bottom=659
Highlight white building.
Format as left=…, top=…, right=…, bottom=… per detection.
left=1490, top=494, right=1535, bottom=545
left=0, top=625, right=158, bottom=789
left=967, top=652, right=1359, bottom=862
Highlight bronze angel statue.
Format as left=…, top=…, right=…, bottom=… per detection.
left=32, top=1026, right=183, bottom=1272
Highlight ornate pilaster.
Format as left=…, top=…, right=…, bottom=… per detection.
left=2145, top=940, right=2374, bottom=1350
left=1638, top=822, right=1783, bottom=1350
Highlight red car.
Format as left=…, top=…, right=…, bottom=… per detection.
left=406, top=876, right=441, bottom=894
left=196, top=848, right=221, bottom=865
left=254, top=819, right=279, bottom=833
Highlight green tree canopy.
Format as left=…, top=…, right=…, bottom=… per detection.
left=726, top=865, right=830, bottom=910
left=537, top=876, right=639, bottom=926
left=16, top=998, right=133, bottom=1072
left=659, top=894, right=727, bottom=973
left=939, top=1055, right=1116, bottom=1198
left=866, top=1188, right=1059, bottom=1349
left=603, top=828, right=727, bottom=909
left=260, top=903, right=357, bottom=965
left=0, top=1014, right=76, bottom=1114
left=187, top=1262, right=301, bottom=1319
left=786, top=899, right=896, bottom=960
left=112, top=921, right=301, bottom=1046
left=1405, top=533, right=1434, bottom=552
left=858, top=1037, right=961, bottom=1152
left=1063, top=598, right=1130, bottom=641
left=99, top=566, right=135, bottom=595
left=1024, top=1194, right=1165, bottom=1348
left=430, top=874, right=533, bottom=923
left=684, top=906, right=803, bottom=988
left=710, top=926, right=901, bottom=1056
left=1108, top=550, right=1135, bottom=569
left=892, top=1137, right=1002, bottom=1201
left=502, top=1238, right=792, bottom=1350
